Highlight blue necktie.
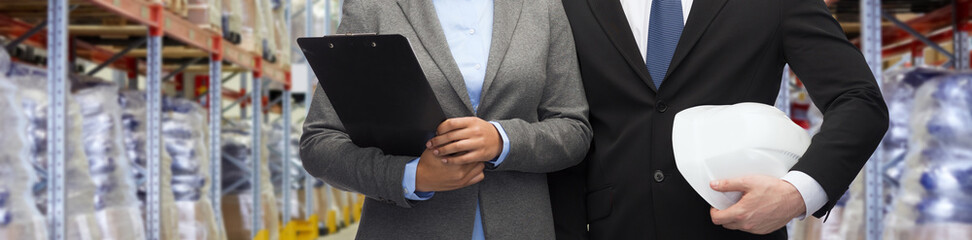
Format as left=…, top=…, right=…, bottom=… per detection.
left=646, top=0, right=684, bottom=88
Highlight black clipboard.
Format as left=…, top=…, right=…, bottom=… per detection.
left=297, top=34, right=446, bottom=157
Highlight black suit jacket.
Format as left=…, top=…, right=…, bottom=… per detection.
left=550, top=0, right=890, bottom=239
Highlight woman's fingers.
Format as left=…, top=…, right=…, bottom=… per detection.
left=435, top=139, right=480, bottom=157
left=436, top=117, right=477, bottom=135
left=428, top=128, right=475, bottom=150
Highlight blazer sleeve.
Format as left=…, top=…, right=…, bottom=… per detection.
left=490, top=0, right=593, bottom=174
left=299, top=0, right=416, bottom=209
left=780, top=0, right=889, bottom=218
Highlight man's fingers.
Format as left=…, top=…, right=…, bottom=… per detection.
left=466, top=172, right=486, bottom=185
left=458, top=163, right=486, bottom=184
left=710, top=204, right=748, bottom=226
left=710, top=177, right=750, bottom=193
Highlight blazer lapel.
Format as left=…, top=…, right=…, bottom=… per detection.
left=587, top=0, right=656, bottom=92
left=665, top=0, right=729, bottom=79
left=479, top=0, right=524, bottom=104
left=397, top=0, right=475, bottom=112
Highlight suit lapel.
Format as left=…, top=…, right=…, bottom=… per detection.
left=479, top=0, right=524, bottom=105
left=665, top=0, right=729, bottom=79
left=397, top=0, right=474, bottom=112
left=587, top=0, right=656, bottom=92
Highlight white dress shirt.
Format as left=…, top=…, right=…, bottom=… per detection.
left=619, top=0, right=828, bottom=219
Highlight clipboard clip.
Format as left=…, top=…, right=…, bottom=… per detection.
left=340, top=32, right=379, bottom=36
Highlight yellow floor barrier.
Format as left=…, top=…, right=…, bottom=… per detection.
left=353, top=202, right=363, bottom=223
left=280, top=215, right=320, bottom=240
left=296, top=214, right=320, bottom=240
left=353, top=194, right=365, bottom=222
left=280, top=221, right=298, bottom=240
left=327, top=210, right=338, bottom=234
left=253, top=229, right=270, bottom=240
left=343, top=206, right=352, bottom=225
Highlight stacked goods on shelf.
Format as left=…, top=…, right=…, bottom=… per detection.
left=878, top=68, right=949, bottom=209
left=239, top=0, right=270, bottom=55
left=268, top=118, right=306, bottom=221
left=162, top=98, right=223, bottom=240
left=261, top=120, right=282, bottom=239
left=221, top=119, right=281, bottom=240
left=821, top=68, right=950, bottom=240
left=840, top=173, right=867, bottom=240
left=272, top=2, right=290, bottom=66
left=336, top=190, right=351, bottom=226
left=802, top=193, right=853, bottom=240
left=187, top=0, right=223, bottom=31
left=7, top=63, right=104, bottom=239
left=884, top=72, right=972, bottom=240
left=295, top=187, right=319, bottom=231
left=221, top=0, right=243, bottom=44
left=159, top=0, right=189, bottom=17
left=868, top=69, right=951, bottom=240
left=120, top=91, right=180, bottom=240
left=72, top=80, right=146, bottom=239
left=0, top=49, right=47, bottom=240
left=260, top=0, right=278, bottom=63
left=314, top=180, right=341, bottom=232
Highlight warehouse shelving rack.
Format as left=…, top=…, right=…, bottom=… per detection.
left=0, top=0, right=332, bottom=239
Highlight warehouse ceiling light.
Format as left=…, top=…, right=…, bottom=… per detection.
left=672, top=103, right=811, bottom=210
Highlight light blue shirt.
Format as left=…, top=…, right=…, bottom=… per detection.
left=401, top=1, right=510, bottom=239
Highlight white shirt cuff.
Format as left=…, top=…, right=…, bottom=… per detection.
left=781, top=171, right=828, bottom=220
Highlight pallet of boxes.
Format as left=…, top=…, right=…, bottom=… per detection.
left=187, top=0, right=222, bottom=33
left=221, top=120, right=281, bottom=240
left=158, top=0, right=188, bottom=17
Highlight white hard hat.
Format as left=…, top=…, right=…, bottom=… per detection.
left=672, top=102, right=811, bottom=210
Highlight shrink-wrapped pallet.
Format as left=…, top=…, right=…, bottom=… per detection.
left=158, top=0, right=188, bottom=17
left=314, top=180, right=340, bottom=230
left=187, top=0, right=222, bottom=31
left=240, top=0, right=262, bottom=54
left=273, top=5, right=290, bottom=65
left=120, top=91, right=179, bottom=240
left=73, top=80, right=146, bottom=240
left=221, top=119, right=280, bottom=240
left=0, top=50, right=47, bottom=240
left=268, top=118, right=306, bottom=220
left=8, top=63, right=104, bottom=240
left=879, top=68, right=950, bottom=205
left=162, top=97, right=223, bottom=240
left=884, top=73, right=972, bottom=240
left=221, top=0, right=243, bottom=44
left=258, top=0, right=277, bottom=61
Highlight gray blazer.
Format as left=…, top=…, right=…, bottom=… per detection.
left=299, top=0, right=591, bottom=239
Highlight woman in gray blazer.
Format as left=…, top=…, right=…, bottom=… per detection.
left=299, top=0, right=591, bottom=239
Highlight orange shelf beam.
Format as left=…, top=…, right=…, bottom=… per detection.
left=82, top=0, right=290, bottom=84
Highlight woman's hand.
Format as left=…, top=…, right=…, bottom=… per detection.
left=426, top=117, right=503, bottom=165
left=415, top=148, right=485, bottom=192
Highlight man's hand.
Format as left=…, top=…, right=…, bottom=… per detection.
left=415, top=148, right=485, bottom=192
left=709, top=175, right=806, bottom=235
left=427, top=117, right=502, bottom=164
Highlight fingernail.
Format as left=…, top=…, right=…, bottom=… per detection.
left=433, top=150, right=439, bottom=155
left=426, top=141, right=432, bottom=148
left=441, top=159, right=448, bottom=163
left=711, top=181, right=721, bottom=187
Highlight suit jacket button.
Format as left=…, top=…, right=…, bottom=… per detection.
left=654, top=170, right=665, bottom=183
left=656, top=102, right=668, bottom=113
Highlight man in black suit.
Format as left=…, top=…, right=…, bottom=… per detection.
left=549, top=0, right=889, bottom=239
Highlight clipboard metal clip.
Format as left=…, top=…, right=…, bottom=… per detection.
left=340, top=32, right=379, bottom=36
